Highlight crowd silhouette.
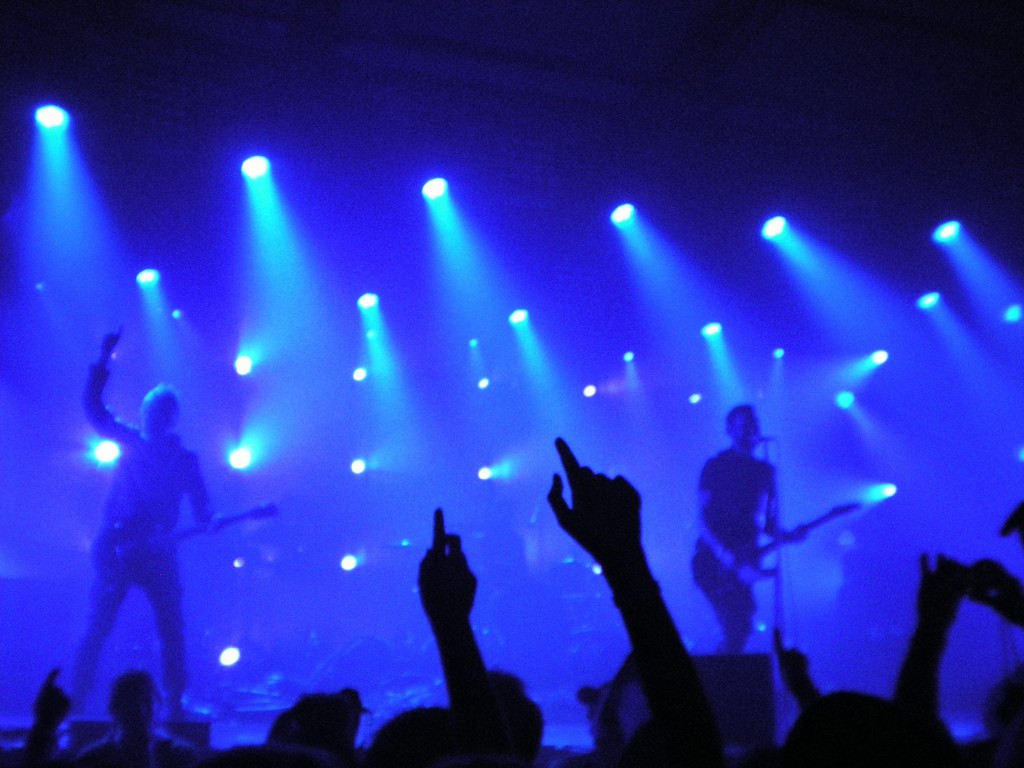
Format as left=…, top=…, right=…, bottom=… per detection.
left=6, top=440, right=1024, bottom=767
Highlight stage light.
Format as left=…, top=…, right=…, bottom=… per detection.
left=932, top=220, right=960, bottom=243
left=688, top=393, right=702, bottom=404
left=219, top=647, right=241, bottom=667
left=583, top=385, right=597, bottom=398
left=353, top=367, right=367, bottom=381
left=241, top=156, right=269, bottom=179
left=869, top=483, right=898, bottom=501
left=357, top=293, right=379, bottom=310
left=136, top=269, right=160, bottom=286
left=761, top=216, right=787, bottom=240
left=478, top=467, right=493, bottom=481
left=870, top=350, right=889, bottom=365
left=591, top=564, right=603, bottom=576
left=701, top=322, right=722, bottom=338
left=1005, top=304, right=1022, bottom=323
left=917, top=292, right=941, bottom=310
left=94, top=440, right=121, bottom=464
left=229, top=448, right=252, bottom=470
left=509, top=309, right=529, bottom=325
left=623, top=351, right=635, bottom=362
left=477, top=377, right=490, bottom=389
left=469, top=338, right=479, bottom=348
left=773, top=348, right=785, bottom=359
left=35, top=105, right=68, bottom=129
left=171, top=309, right=183, bottom=320
left=234, top=356, right=253, bottom=376
left=340, top=555, right=358, bottom=571
left=351, top=459, right=366, bottom=475
left=422, top=178, right=448, bottom=199
left=232, top=557, right=245, bottom=569
left=836, top=391, right=856, bottom=409
left=610, top=204, right=636, bottom=226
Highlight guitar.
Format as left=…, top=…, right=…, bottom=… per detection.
left=109, top=503, right=279, bottom=562
left=699, top=502, right=862, bottom=584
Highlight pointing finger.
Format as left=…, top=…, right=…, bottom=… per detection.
left=432, top=508, right=445, bottom=552
left=554, top=437, right=581, bottom=478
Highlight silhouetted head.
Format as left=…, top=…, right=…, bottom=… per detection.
left=779, top=691, right=961, bottom=768
left=108, top=670, right=160, bottom=732
left=363, top=706, right=456, bottom=768
left=141, top=384, right=179, bottom=438
left=726, top=404, right=760, bottom=454
left=487, top=671, right=543, bottom=763
left=268, top=688, right=366, bottom=767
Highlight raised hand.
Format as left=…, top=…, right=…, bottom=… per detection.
left=547, top=437, right=641, bottom=565
left=97, top=328, right=122, bottom=366
left=773, top=629, right=820, bottom=708
left=1000, top=501, right=1024, bottom=549
left=418, top=508, right=477, bottom=627
left=32, top=668, right=71, bottom=731
left=915, top=553, right=972, bottom=629
left=966, top=558, right=1024, bottom=627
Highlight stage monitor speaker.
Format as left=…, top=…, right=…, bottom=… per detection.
left=694, top=653, right=775, bottom=751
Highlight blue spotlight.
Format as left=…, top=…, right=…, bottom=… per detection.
left=171, top=309, right=183, bottom=320
left=610, top=204, right=636, bottom=226
left=583, top=385, right=597, bottom=398
left=836, top=391, right=856, bottom=409
left=219, top=647, right=241, bottom=667
left=35, top=105, right=69, bottom=129
left=761, top=216, right=787, bottom=240
left=136, top=268, right=160, bottom=286
left=870, top=350, right=889, bottom=365
left=234, top=356, right=254, bottom=376
left=773, top=348, right=785, bottom=359
left=468, top=338, right=479, bottom=348
left=422, top=178, right=448, bottom=200
left=932, top=220, right=961, bottom=243
left=353, top=367, right=368, bottom=382
left=478, top=466, right=493, bottom=481
left=241, top=156, right=270, bottom=179
left=93, top=440, right=121, bottom=464
left=477, top=378, right=490, bottom=389
left=917, top=292, right=941, bottom=310
left=509, top=309, right=529, bottom=325
left=340, top=555, right=359, bottom=571
left=1005, top=304, right=1022, bottom=323
left=229, top=447, right=252, bottom=470
left=623, top=351, right=635, bottom=362
left=701, top=322, right=722, bottom=338
left=688, top=393, right=702, bottom=404
left=867, top=483, right=898, bottom=502
left=351, top=459, right=366, bottom=474
left=357, top=293, right=379, bottom=310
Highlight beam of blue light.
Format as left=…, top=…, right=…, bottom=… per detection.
left=761, top=216, right=788, bottom=240
left=241, top=156, right=270, bottom=179
left=917, top=292, right=941, bottom=310
left=422, top=177, right=448, bottom=200
left=357, top=293, right=379, bottom=310
left=610, top=203, right=636, bottom=226
left=234, top=355, right=254, bottom=376
left=836, top=391, right=856, bottom=409
left=509, top=309, right=529, bottom=325
left=229, top=447, right=253, bottom=470
left=701, top=322, right=722, bottom=338
left=701, top=323, right=744, bottom=404
left=932, top=224, right=1021, bottom=320
left=865, top=483, right=898, bottom=503
left=1006, top=304, right=1022, bottom=323
left=932, top=220, right=961, bottom=243
left=35, top=105, right=69, bottom=130
left=870, top=350, right=889, bottom=365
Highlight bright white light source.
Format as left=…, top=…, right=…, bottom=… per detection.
left=357, top=293, right=379, bottom=310
left=917, top=292, right=941, bottom=310
left=932, top=221, right=960, bottom=242
left=761, top=216, right=787, bottom=240
left=477, top=378, right=490, bottom=389
left=219, top=647, right=241, bottom=666
left=351, top=459, right=366, bottom=475
left=583, top=385, right=597, bottom=398
left=94, top=440, right=121, bottom=464
left=701, top=322, right=722, bottom=338
left=689, top=393, right=702, bottom=404
left=136, top=269, right=160, bottom=286
left=35, top=105, right=68, bottom=129
left=229, top=447, right=252, bottom=470
left=234, top=356, right=253, bottom=376
left=478, top=467, right=492, bottom=481
left=509, top=309, right=529, bottom=325
left=241, top=156, right=269, bottom=179
left=422, top=178, right=448, bottom=199
left=610, top=204, right=635, bottom=226
left=870, top=350, right=889, bottom=365
left=340, top=555, right=358, bottom=571
left=353, top=367, right=368, bottom=382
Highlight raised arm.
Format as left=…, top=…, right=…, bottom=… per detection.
left=83, top=329, right=135, bottom=443
left=547, top=438, right=723, bottom=768
left=773, top=629, right=821, bottom=710
left=417, top=508, right=511, bottom=757
left=894, top=554, right=971, bottom=718
left=23, top=669, right=71, bottom=768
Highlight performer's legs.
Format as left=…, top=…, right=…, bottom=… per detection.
left=71, top=571, right=129, bottom=711
left=692, top=541, right=756, bottom=654
left=138, top=552, right=187, bottom=716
